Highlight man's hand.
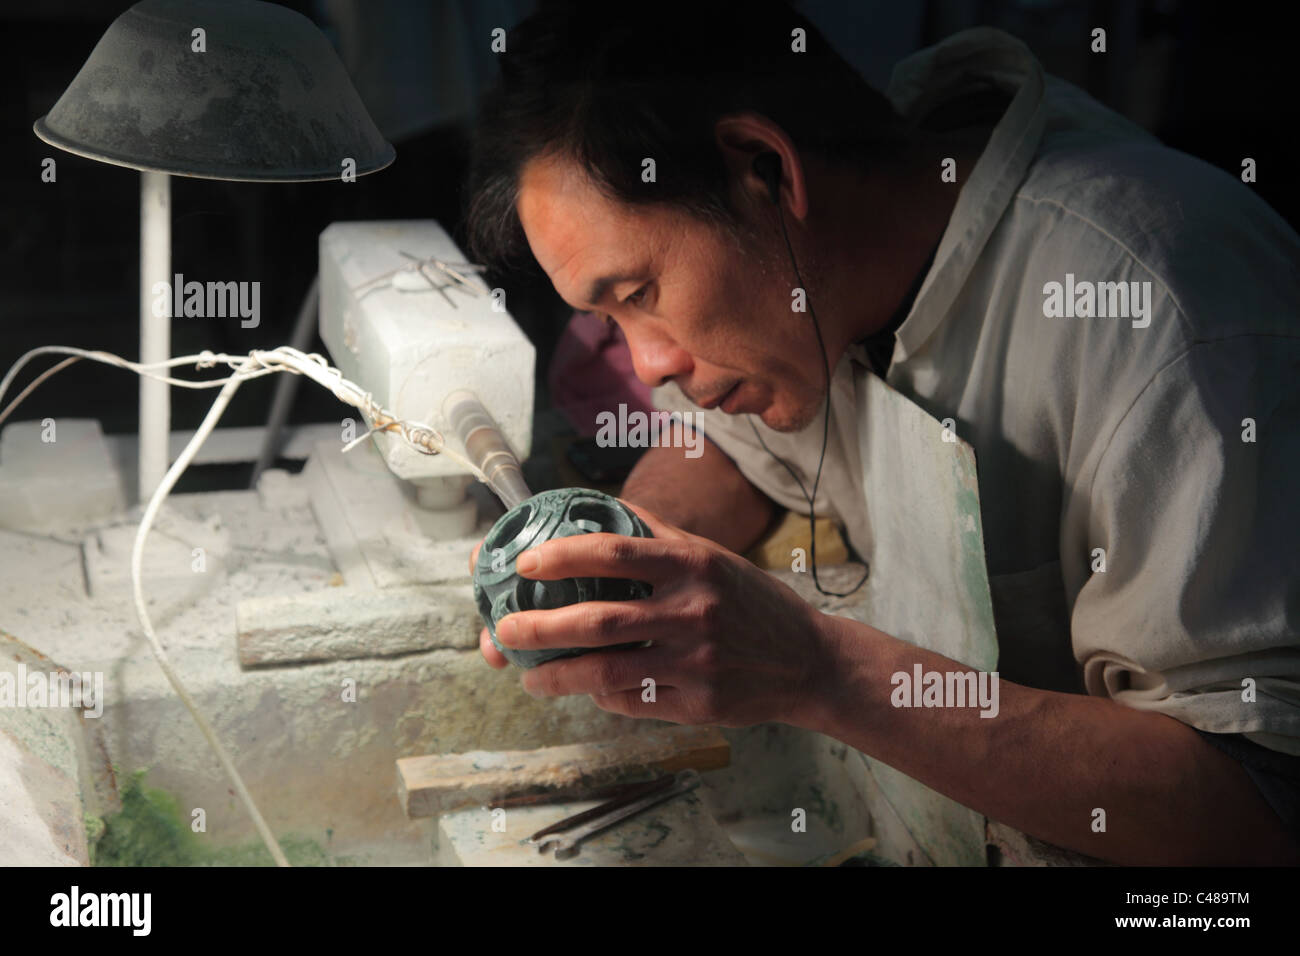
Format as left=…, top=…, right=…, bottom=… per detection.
left=469, top=501, right=832, bottom=726
left=466, top=505, right=1300, bottom=864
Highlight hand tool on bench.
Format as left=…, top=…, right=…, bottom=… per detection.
left=525, top=769, right=702, bottom=860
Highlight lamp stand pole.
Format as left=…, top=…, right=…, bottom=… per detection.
left=138, top=170, right=170, bottom=503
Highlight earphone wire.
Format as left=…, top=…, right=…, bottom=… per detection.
left=748, top=189, right=867, bottom=598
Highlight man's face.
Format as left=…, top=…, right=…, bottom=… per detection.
left=516, top=153, right=827, bottom=432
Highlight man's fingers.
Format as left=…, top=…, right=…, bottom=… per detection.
left=521, top=644, right=678, bottom=699
left=515, top=532, right=688, bottom=584
left=591, top=686, right=691, bottom=721
left=497, top=597, right=672, bottom=651
left=480, top=627, right=509, bottom=669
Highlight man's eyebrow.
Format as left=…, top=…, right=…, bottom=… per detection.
left=583, top=272, right=641, bottom=308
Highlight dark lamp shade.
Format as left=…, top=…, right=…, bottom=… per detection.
left=33, top=0, right=394, bottom=182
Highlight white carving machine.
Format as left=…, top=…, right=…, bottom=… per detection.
left=305, top=220, right=535, bottom=591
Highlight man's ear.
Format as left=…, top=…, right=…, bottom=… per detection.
left=714, top=113, right=810, bottom=221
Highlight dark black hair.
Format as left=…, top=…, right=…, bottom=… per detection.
left=465, top=0, right=909, bottom=271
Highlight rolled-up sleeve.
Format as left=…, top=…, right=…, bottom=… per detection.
left=1070, top=334, right=1300, bottom=755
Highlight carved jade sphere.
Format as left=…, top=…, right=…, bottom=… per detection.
left=472, top=488, right=653, bottom=668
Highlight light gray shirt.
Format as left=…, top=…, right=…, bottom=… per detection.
left=654, top=27, right=1300, bottom=755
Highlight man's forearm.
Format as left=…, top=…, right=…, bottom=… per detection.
left=801, top=613, right=1299, bottom=865
left=621, top=438, right=774, bottom=554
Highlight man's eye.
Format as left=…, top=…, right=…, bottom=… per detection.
left=623, top=284, right=650, bottom=307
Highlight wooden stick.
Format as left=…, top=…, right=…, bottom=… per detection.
left=397, top=725, right=730, bottom=818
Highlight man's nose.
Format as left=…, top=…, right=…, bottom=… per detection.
left=622, top=324, right=692, bottom=389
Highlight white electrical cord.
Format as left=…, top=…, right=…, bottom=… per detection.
left=0, top=344, right=491, bottom=867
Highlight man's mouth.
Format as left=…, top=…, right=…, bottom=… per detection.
left=699, top=381, right=741, bottom=411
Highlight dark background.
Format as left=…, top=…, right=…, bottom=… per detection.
left=1, top=0, right=1295, bottom=487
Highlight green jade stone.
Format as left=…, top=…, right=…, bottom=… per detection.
left=472, top=488, right=653, bottom=668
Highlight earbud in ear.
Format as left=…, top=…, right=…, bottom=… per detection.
left=752, top=152, right=782, bottom=205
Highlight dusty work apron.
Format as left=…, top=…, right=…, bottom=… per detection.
left=841, top=368, right=999, bottom=866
